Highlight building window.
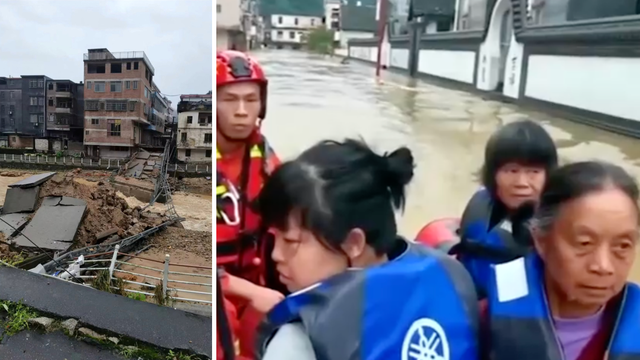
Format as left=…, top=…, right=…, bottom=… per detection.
left=278, top=16, right=283, bottom=24
left=94, top=82, right=106, bottom=92
left=289, top=31, right=295, bottom=39
left=29, top=80, right=38, bottom=88
left=38, top=80, right=43, bottom=88
left=48, top=83, right=54, bottom=90
left=311, top=18, right=315, bottom=26
left=30, top=114, right=38, bottom=123
left=106, top=101, right=127, bottom=111
left=206, top=149, right=212, bottom=158
left=9, top=92, right=13, bottom=99
left=125, top=81, right=131, bottom=89
left=181, top=132, right=187, bottom=142
left=9, top=105, right=14, bottom=113
left=204, top=133, right=212, bottom=143
left=38, top=97, right=44, bottom=106
left=110, top=81, right=122, bottom=92
left=91, top=118, right=99, bottom=125
left=185, top=149, right=191, bottom=157
left=87, top=81, right=92, bottom=89
left=134, top=62, right=139, bottom=70
left=38, top=115, right=44, bottom=123
left=108, top=119, right=121, bottom=136
left=85, top=100, right=100, bottom=111
left=144, top=87, right=149, bottom=98
left=1, top=118, right=4, bottom=128
left=133, top=81, right=138, bottom=89
left=294, top=17, right=299, bottom=25
left=87, top=64, right=106, bottom=73
left=111, top=63, right=122, bottom=73
left=128, top=101, right=136, bottom=111
left=49, top=99, right=54, bottom=106
left=30, top=97, right=38, bottom=106
left=217, top=4, right=221, bottom=12
left=126, top=62, right=131, bottom=70
left=187, top=116, right=193, bottom=124
left=277, top=30, right=283, bottom=39
left=0, top=105, right=4, bottom=114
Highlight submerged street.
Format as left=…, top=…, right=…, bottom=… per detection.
left=257, top=50, right=640, bottom=283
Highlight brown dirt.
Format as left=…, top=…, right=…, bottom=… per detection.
left=169, top=177, right=212, bottom=196
left=38, top=170, right=171, bottom=247
left=147, top=227, right=212, bottom=261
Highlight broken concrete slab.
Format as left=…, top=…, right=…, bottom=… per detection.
left=0, top=213, right=30, bottom=237
left=13, top=202, right=86, bottom=251
left=41, top=196, right=88, bottom=207
left=96, top=228, right=119, bottom=241
left=136, top=150, right=151, bottom=160
left=28, top=317, right=55, bottom=332
left=61, top=318, right=79, bottom=336
left=143, top=165, right=154, bottom=171
left=8, top=172, right=56, bottom=188
left=0, top=265, right=212, bottom=358
left=2, top=186, right=40, bottom=214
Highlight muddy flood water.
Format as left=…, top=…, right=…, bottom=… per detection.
left=257, top=50, right=640, bottom=283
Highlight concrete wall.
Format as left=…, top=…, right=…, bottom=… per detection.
left=419, top=49, right=476, bottom=84
left=217, top=0, right=241, bottom=29
left=524, top=55, right=640, bottom=122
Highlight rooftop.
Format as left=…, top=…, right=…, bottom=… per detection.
left=83, top=48, right=155, bottom=75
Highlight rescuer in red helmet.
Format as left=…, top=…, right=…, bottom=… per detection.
left=216, top=50, right=283, bottom=360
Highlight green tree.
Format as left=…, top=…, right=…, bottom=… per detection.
left=305, top=27, right=335, bottom=55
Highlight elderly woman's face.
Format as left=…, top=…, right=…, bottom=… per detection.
left=535, top=187, right=638, bottom=308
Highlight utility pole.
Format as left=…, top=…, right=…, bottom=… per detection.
left=375, top=0, right=389, bottom=78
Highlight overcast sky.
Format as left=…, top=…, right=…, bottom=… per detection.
left=0, top=0, right=212, bottom=105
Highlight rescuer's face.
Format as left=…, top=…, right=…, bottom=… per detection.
left=270, top=214, right=349, bottom=292
left=495, top=163, right=546, bottom=210
left=534, top=187, right=637, bottom=313
left=217, top=82, right=261, bottom=140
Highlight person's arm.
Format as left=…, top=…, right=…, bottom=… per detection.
left=263, top=323, right=316, bottom=360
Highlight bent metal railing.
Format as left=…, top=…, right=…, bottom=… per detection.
left=68, top=245, right=212, bottom=305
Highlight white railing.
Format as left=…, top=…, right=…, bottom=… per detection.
left=67, top=245, right=212, bottom=305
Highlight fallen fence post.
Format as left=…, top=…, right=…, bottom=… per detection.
left=162, top=254, right=170, bottom=296
left=109, top=245, right=120, bottom=279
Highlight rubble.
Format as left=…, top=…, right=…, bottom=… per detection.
left=38, top=172, right=171, bottom=247
left=121, top=149, right=162, bottom=181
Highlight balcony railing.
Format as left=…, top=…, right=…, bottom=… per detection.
left=83, top=51, right=155, bottom=74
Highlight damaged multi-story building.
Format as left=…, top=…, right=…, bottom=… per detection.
left=0, top=75, right=84, bottom=150
left=82, top=48, right=166, bottom=158
left=176, top=93, right=212, bottom=162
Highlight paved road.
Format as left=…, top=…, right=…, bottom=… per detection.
left=256, top=50, right=640, bottom=282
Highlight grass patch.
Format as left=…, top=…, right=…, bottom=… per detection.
left=0, top=300, right=39, bottom=336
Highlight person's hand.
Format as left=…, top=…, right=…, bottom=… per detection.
left=248, top=285, right=285, bottom=313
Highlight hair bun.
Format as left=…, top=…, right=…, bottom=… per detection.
left=384, top=147, right=415, bottom=187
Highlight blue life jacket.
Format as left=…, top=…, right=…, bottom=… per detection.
left=486, top=254, right=640, bottom=360
left=256, top=239, right=480, bottom=360
left=457, top=189, right=526, bottom=297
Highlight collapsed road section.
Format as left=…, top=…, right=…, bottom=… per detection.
left=0, top=163, right=212, bottom=358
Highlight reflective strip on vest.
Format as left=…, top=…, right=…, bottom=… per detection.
left=216, top=145, right=263, bottom=160
left=257, top=241, right=480, bottom=360
left=487, top=255, right=640, bottom=360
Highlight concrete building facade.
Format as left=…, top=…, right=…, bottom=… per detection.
left=83, top=48, right=162, bottom=158
left=176, top=94, right=212, bottom=162
left=268, top=14, right=324, bottom=48
left=0, top=76, right=84, bottom=150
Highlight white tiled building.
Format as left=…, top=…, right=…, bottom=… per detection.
left=269, top=14, right=324, bottom=49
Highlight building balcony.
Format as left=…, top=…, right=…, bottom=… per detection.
left=55, top=107, right=72, bottom=114
left=55, top=92, right=72, bottom=98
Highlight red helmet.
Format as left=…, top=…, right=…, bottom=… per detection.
left=217, top=50, right=268, bottom=119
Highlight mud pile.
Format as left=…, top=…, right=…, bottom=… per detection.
left=147, top=227, right=212, bottom=261
left=39, top=172, right=171, bottom=247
